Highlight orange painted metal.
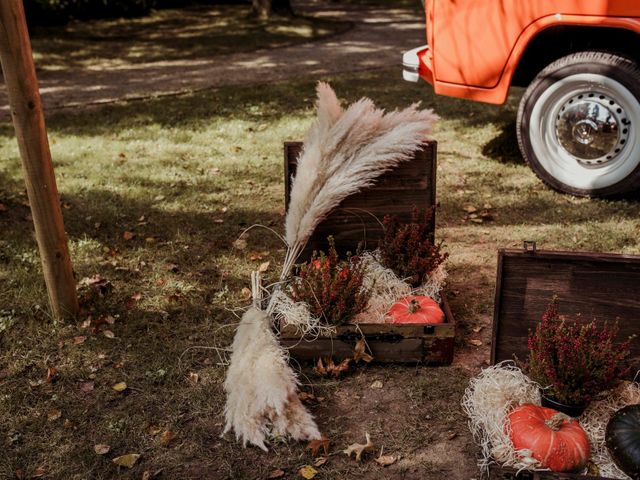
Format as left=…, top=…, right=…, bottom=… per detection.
left=419, top=1, right=640, bottom=104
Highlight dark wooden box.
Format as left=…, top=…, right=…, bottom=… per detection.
left=489, top=243, right=640, bottom=480
left=283, top=141, right=437, bottom=256
left=280, top=141, right=455, bottom=365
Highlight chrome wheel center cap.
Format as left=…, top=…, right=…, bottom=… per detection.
left=555, top=92, right=630, bottom=167
left=572, top=119, right=598, bottom=145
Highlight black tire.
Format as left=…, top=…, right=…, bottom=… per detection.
left=517, top=51, right=640, bottom=197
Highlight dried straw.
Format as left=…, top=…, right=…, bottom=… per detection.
left=461, top=361, right=542, bottom=472
left=580, top=381, right=640, bottom=479
left=270, top=288, right=337, bottom=338
left=354, top=250, right=447, bottom=324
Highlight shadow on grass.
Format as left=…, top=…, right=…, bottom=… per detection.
left=29, top=5, right=352, bottom=71
left=0, top=71, right=524, bottom=140
left=481, top=120, right=524, bottom=165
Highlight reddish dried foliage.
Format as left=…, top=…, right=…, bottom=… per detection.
left=379, top=207, right=448, bottom=287
left=290, top=239, right=371, bottom=326
left=526, top=299, right=632, bottom=405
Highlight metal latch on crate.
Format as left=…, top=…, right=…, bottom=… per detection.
left=523, top=240, right=537, bottom=253
left=337, top=331, right=404, bottom=344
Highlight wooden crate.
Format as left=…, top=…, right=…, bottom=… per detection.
left=280, top=140, right=455, bottom=364
left=284, top=141, right=437, bottom=257
left=489, top=242, right=640, bottom=480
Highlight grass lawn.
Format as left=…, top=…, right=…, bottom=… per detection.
left=1, top=68, right=639, bottom=479
left=29, top=4, right=350, bottom=72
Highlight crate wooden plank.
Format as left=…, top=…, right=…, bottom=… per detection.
left=280, top=295, right=455, bottom=364
left=492, top=248, right=640, bottom=377
left=284, top=141, right=437, bottom=256
left=280, top=338, right=425, bottom=363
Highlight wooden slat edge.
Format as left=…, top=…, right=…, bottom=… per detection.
left=491, top=249, right=506, bottom=366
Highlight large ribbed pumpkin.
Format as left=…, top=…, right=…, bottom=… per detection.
left=508, top=404, right=590, bottom=472
left=606, top=404, right=640, bottom=479
left=387, top=295, right=444, bottom=324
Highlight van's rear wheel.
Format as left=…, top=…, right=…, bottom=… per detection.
left=517, top=51, right=640, bottom=196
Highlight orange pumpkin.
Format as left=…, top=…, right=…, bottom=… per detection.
left=387, top=295, right=445, bottom=324
left=508, top=404, right=590, bottom=472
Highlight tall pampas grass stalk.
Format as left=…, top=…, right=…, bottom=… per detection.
left=224, top=83, right=438, bottom=451
left=268, top=82, right=438, bottom=313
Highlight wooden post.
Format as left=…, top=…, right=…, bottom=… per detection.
left=0, top=0, right=79, bottom=319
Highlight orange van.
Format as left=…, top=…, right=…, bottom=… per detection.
left=403, top=1, right=640, bottom=196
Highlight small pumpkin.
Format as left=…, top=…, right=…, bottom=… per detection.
left=606, top=404, right=640, bottom=479
left=387, top=295, right=444, bottom=324
left=508, top=404, right=590, bottom=472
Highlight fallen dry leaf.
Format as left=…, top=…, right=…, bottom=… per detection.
left=103, top=330, right=115, bottom=339
left=160, top=430, right=176, bottom=446
left=232, top=238, right=247, bottom=250
left=268, top=469, right=285, bottom=479
left=130, top=293, right=142, bottom=302
left=463, top=205, right=477, bottom=213
left=63, top=419, right=76, bottom=429
left=298, top=465, right=317, bottom=479
left=370, top=380, right=383, bottom=389
left=329, top=358, right=351, bottom=378
left=73, top=335, right=87, bottom=345
left=188, top=372, right=199, bottom=384
left=78, top=275, right=113, bottom=296
left=15, top=469, right=24, bottom=480
left=468, top=339, right=483, bottom=347
left=375, top=454, right=397, bottom=467
left=94, top=444, right=110, bottom=455
left=472, top=326, right=484, bottom=333
left=79, top=381, right=95, bottom=393
left=314, top=457, right=327, bottom=467
left=447, top=432, right=458, bottom=440
left=112, top=382, right=128, bottom=392
left=314, top=358, right=351, bottom=378
left=344, top=433, right=374, bottom=462
left=47, top=409, right=62, bottom=422
left=313, top=358, right=326, bottom=376
left=306, top=436, right=329, bottom=457
left=112, top=453, right=141, bottom=468
left=123, top=231, right=135, bottom=241
left=353, top=338, right=373, bottom=363
left=142, top=471, right=151, bottom=480
left=249, top=251, right=263, bottom=261
left=166, top=263, right=179, bottom=273
left=258, top=261, right=270, bottom=273
left=240, top=287, right=252, bottom=300
left=46, top=367, right=57, bottom=382
left=299, top=392, right=324, bottom=404
left=31, top=467, right=45, bottom=478
left=147, top=425, right=162, bottom=436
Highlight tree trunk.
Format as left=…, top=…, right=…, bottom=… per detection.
left=252, top=0, right=294, bottom=18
